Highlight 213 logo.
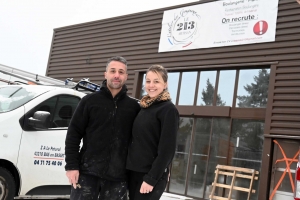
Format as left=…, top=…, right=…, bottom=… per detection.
left=167, top=9, right=201, bottom=48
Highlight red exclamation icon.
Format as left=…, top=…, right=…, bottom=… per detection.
left=253, top=20, right=268, bottom=35
left=259, top=21, right=263, bottom=35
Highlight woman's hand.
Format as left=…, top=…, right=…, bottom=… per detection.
left=140, top=181, right=153, bottom=194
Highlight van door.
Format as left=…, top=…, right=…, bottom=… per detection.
left=17, top=95, right=80, bottom=196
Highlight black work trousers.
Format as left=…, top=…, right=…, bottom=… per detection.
left=128, top=170, right=167, bottom=200
left=70, top=173, right=128, bottom=200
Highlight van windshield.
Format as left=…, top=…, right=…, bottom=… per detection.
left=0, top=86, right=50, bottom=113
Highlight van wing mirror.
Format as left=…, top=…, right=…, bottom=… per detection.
left=28, top=111, right=51, bottom=129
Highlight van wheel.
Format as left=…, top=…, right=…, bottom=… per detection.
left=0, top=167, right=16, bottom=200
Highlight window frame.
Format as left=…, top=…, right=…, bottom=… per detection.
left=133, top=62, right=276, bottom=120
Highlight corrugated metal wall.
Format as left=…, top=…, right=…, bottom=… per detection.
left=46, top=0, right=300, bottom=136
left=265, top=0, right=300, bottom=136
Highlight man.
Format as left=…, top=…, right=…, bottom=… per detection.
left=65, top=56, right=140, bottom=200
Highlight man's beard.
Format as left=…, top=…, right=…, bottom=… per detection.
left=107, top=79, right=123, bottom=89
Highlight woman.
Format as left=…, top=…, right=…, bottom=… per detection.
left=126, top=65, right=179, bottom=200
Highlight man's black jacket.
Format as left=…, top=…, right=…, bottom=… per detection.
left=65, top=80, right=140, bottom=181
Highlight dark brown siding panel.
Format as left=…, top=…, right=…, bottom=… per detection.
left=270, top=62, right=300, bottom=135
left=47, top=0, right=300, bottom=135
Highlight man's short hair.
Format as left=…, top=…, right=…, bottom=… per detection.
left=106, top=56, right=127, bottom=71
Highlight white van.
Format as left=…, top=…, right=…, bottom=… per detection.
left=0, top=85, right=85, bottom=199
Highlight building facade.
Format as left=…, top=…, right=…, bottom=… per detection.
left=46, top=0, right=300, bottom=199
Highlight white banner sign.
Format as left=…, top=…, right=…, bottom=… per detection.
left=158, top=0, right=279, bottom=52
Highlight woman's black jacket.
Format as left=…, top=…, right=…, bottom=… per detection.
left=126, top=100, right=179, bottom=186
left=65, top=81, right=140, bottom=181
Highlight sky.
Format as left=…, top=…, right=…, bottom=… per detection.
left=0, top=0, right=196, bottom=76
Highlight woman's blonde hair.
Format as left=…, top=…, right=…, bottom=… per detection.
left=146, top=65, right=168, bottom=83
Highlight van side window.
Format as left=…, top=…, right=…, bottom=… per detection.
left=36, top=97, right=57, bottom=121
left=22, top=95, right=80, bottom=131
left=52, top=96, right=80, bottom=128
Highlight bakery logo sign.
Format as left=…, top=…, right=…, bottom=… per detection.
left=167, top=9, right=201, bottom=48
left=159, top=0, right=279, bottom=52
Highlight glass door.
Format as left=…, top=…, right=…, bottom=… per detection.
left=168, top=117, right=264, bottom=200
left=186, top=118, right=212, bottom=198
left=204, top=118, right=231, bottom=199
left=169, top=117, right=231, bottom=198
left=169, top=117, right=193, bottom=194
left=225, top=119, right=264, bottom=200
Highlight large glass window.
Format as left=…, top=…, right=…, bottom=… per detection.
left=217, top=70, right=236, bottom=106
left=187, top=118, right=212, bottom=198
left=204, top=118, right=231, bottom=199
left=169, top=117, right=193, bottom=194
left=138, top=67, right=270, bottom=108
left=178, top=72, right=197, bottom=105
left=236, top=69, right=270, bottom=108
left=168, top=117, right=264, bottom=199
left=227, top=119, right=264, bottom=200
left=168, top=72, right=180, bottom=104
left=197, top=71, right=217, bottom=106
left=139, top=72, right=180, bottom=104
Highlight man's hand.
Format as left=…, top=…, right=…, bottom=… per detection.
left=140, top=181, right=153, bottom=194
left=66, top=170, right=79, bottom=189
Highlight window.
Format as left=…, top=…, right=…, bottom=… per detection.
left=178, top=72, right=197, bottom=105
left=227, top=119, right=264, bottom=200
left=0, top=86, right=50, bottom=113
left=187, top=117, right=212, bottom=198
left=218, top=70, right=236, bottom=106
left=23, top=95, right=80, bottom=130
left=139, top=67, right=269, bottom=108
left=169, top=117, right=193, bottom=194
left=197, top=71, right=217, bottom=106
left=168, top=117, right=264, bottom=199
left=236, top=69, right=270, bottom=108
left=52, top=96, right=80, bottom=128
left=140, top=72, right=181, bottom=103
left=168, top=72, right=180, bottom=104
